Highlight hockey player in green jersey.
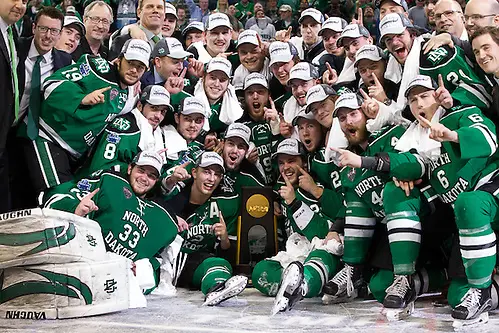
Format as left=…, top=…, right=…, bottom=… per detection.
left=20, top=39, right=151, bottom=196
left=81, top=85, right=173, bottom=177
left=238, top=73, right=281, bottom=185
left=166, top=152, right=248, bottom=306
left=161, top=97, right=207, bottom=193
left=251, top=139, right=343, bottom=315
left=354, top=75, right=499, bottom=328
left=42, top=150, right=179, bottom=291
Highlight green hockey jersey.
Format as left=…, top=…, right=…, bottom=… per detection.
left=28, top=54, right=129, bottom=158
left=42, top=170, right=179, bottom=261
left=388, top=105, right=499, bottom=204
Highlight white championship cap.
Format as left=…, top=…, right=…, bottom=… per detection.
left=333, top=93, right=363, bottom=116
left=404, top=75, right=438, bottom=97
left=140, top=85, right=172, bottom=107
left=336, top=24, right=370, bottom=47
left=319, top=17, right=348, bottom=35
left=225, top=123, right=251, bottom=146
left=133, top=151, right=164, bottom=174
left=152, top=37, right=193, bottom=59
left=298, top=8, right=324, bottom=24
left=205, top=12, right=232, bottom=31
left=165, top=2, right=178, bottom=19
left=237, top=29, right=260, bottom=48
left=244, top=72, right=268, bottom=90
left=379, top=13, right=415, bottom=43
left=121, top=39, right=151, bottom=67
left=182, top=21, right=205, bottom=36
left=353, top=45, right=387, bottom=67
left=64, top=15, right=85, bottom=35
left=180, top=97, right=207, bottom=116
left=268, top=41, right=298, bottom=67
left=292, top=110, right=316, bottom=126
left=379, top=0, right=409, bottom=11
left=287, top=62, right=319, bottom=86
left=206, top=57, right=232, bottom=77
left=273, top=138, right=305, bottom=158
left=304, top=84, right=337, bottom=113
left=196, top=151, right=225, bottom=172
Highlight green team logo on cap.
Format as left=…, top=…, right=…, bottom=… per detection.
left=0, top=268, right=93, bottom=306
left=0, top=223, right=76, bottom=257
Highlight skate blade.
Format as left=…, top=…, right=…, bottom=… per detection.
left=322, top=290, right=358, bottom=305
left=270, top=265, right=301, bottom=315
left=383, top=302, right=414, bottom=321
left=452, top=312, right=489, bottom=331
left=203, top=276, right=248, bottom=306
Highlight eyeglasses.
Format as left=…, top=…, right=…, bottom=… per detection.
left=464, top=14, right=497, bottom=21
left=434, top=10, right=461, bottom=20
left=86, top=16, right=113, bottom=26
left=36, top=25, right=61, bottom=36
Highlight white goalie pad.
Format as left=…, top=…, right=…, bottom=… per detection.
left=0, top=253, right=131, bottom=319
left=0, top=208, right=106, bottom=268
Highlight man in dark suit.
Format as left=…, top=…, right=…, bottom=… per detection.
left=11, top=6, right=72, bottom=209
left=0, top=0, right=27, bottom=213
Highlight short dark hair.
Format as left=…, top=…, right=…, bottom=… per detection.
left=470, top=26, right=499, bottom=46
left=34, top=7, right=65, bottom=28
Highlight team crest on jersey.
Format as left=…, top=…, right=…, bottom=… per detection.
left=106, top=132, right=121, bottom=144
left=77, top=179, right=91, bottom=191
left=79, top=63, right=91, bottom=77
left=92, top=57, right=110, bottom=73
left=111, top=118, right=131, bottom=131
left=110, top=88, right=119, bottom=101
left=123, top=187, right=132, bottom=199
left=347, top=167, right=356, bottom=181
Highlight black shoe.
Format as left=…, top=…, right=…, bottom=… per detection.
left=383, top=275, right=417, bottom=309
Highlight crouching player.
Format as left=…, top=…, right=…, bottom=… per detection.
left=349, top=75, right=499, bottom=328
left=165, top=152, right=248, bottom=306
left=42, top=151, right=179, bottom=290
left=251, top=139, right=344, bottom=315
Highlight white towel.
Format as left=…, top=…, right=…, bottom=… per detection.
left=194, top=79, right=244, bottom=132
left=151, top=235, right=184, bottom=297
left=324, top=118, right=349, bottom=165
left=161, top=125, right=188, bottom=160
left=282, top=97, right=305, bottom=140
left=336, top=57, right=355, bottom=84
left=395, top=107, right=444, bottom=161
left=232, top=58, right=272, bottom=91
left=131, top=108, right=167, bottom=161
left=289, top=36, right=305, bottom=60
left=191, top=41, right=213, bottom=63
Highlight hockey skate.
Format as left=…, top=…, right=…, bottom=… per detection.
left=452, top=286, right=491, bottom=330
left=382, top=275, right=417, bottom=321
left=271, top=261, right=305, bottom=315
left=203, top=275, right=248, bottom=306
left=322, top=264, right=362, bottom=305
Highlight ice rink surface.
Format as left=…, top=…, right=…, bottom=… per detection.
left=1, top=288, right=499, bottom=333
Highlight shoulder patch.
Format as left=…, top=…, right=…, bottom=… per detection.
left=91, top=57, right=111, bottom=74
left=420, top=45, right=455, bottom=69
left=110, top=117, right=131, bottom=131
left=106, top=132, right=121, bottom=144
left=79, top=62, right=91, bottom=77
left=77, top=179, right=91, bottom=191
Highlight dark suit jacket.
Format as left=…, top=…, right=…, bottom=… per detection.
left=17, top=36, right=73, bottom=98
left=72, top=36, right=110, bottom=62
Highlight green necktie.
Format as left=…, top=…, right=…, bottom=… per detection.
left=27, top=55, right=43, bottom=140
left=7, top=26, right=20, bottom=122
left=152, top=35, right=161, bottom=44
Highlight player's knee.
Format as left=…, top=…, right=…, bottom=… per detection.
left=202, top=257, right=232, bottom=274
left=454, top=191, right=493, bottom=228
left=369, top=269, right=394, bottom=303
left=252, top=260, right=282, bottom=297
left=383, top=181, right=418, bottom=214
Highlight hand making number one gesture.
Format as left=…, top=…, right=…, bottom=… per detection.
left=435, top=74, right=453, bottom=109
left=330, top=147, right=362, bottom=168
left=279, top=172, right=296, bottom=205
left=417, top=113, right=459, bottom=143
left=360, top=89, right=380, bottom=119
left=75, top=188, right=100, bottom=217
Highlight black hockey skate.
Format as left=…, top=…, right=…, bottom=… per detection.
left=322, top=264, right=363, bottom=304
left=203, top=275, right=248, bottom=306
left=271, top=261, right=305, bottom=315
left=452, top=286, right=491, bottom=330
left=382, top=275, right=417, bottom=321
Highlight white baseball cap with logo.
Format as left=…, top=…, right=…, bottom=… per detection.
left=292, top=110, right=316, bottom=126
left=152, top=37, right=193, bottom=59
left=196, top=151, right=225, bottom=172
left=298, top=8, right=324, bottom=24
left=206, top=57, right=232, bottom=77
left=379, top=0, right=408, bottom=11
left=225, top=123, right=251, bottom=146
left=180, top=97, right=207, bottom=116
left=140, top=85, right=172, bottom=107
left=336, top=24, right=371, bottom=47
left=287, top=62, right=319, bottom=86
left=404, top=75, right=438, bottom=97
left=379, top=13, right=415, bottom=43
left=133, top=151, right=164, bottom=175
left=182, top=21, right=205, bottom=36
left=333, top=93, right=363, bottom=117
left=268, top=41, right=298, bottom=67
left=121, top=39, right=151, bottom=67
left=273, top=138, right=305, bottom=158
left=237, top=30, right=260, bottom=48
left=304, top=84, right=337, bottom=113
left=165, top=2, right=178, bottom=19
left=244, top=72, right=268, bottom=90
left=205, top=12, right=232, bottom=31
left=319, top=17, right=348, bottom=35
left=64, top=15, right=85, bottom=36
left=353, top=45, right=387, bottom=67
